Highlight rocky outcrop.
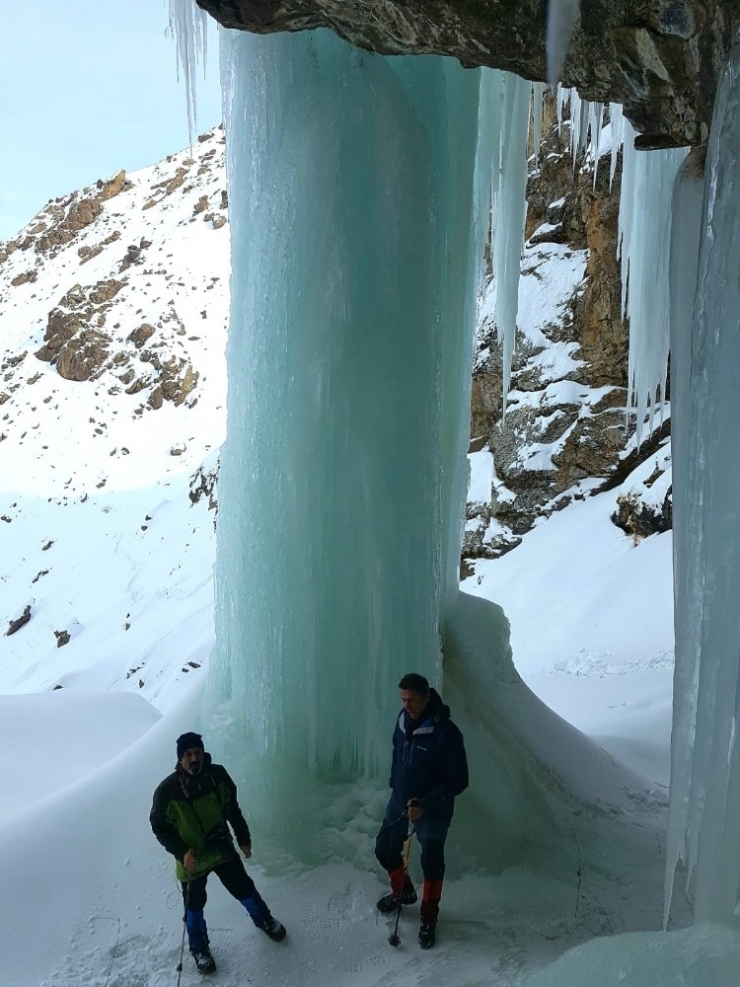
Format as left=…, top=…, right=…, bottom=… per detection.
left=5, top=605, right=31, bottom=636
left=197, top=0, right=737, bottom=147
left=36, top=279, right=125, bottom=374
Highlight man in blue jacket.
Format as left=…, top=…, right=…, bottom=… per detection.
left=374, top=672, right=469, bottom=948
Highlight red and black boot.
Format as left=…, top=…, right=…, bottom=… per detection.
left=418, top=879, right=443, bottom=948
left=376, top=863, right=418, bottom=913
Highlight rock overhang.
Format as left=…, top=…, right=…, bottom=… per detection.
left=196, top=0, right=739, bottom=147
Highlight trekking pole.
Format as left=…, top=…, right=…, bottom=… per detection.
left=176, top=863, right=193, bottom=986
left=388, top=820, right=415, bottom=947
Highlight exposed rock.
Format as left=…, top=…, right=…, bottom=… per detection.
left=36, top=308, right=86, bottom=362
left=89, top=279, right=125, bottom=305
left=10, top=270, right=37, bottom=286
left=128, top=323, right=156, bottom=348
left=189, top=460, right=219, bottom=512
left=159, top=359, right=199, bottom=406
left=98, top=170, right=128, bottom=200
left=197, top=0, right=737, bottom=146
left=148, top=385, right=164, bottom=410
left=6, top=605, right=31, bottom=637
left=612, top=488, right=672, bottom=540
left=56, top=329, right=112, bottom=381
left=165, top=167, right=189, bottom=196
left=78, top=244, right=103, bottom=264
left=66, top=197, right=103, bottom=231
left=54, top=629, right=71, bottom=647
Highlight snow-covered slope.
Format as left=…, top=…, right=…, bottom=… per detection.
left=0, top=128, right=227, bottom=704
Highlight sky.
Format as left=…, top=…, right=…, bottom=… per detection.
left=0, top=0, right=222, bottom=239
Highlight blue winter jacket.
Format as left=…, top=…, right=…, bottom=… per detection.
left=388, top=688, right=469, bottom=822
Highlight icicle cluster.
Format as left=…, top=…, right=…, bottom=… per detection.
left=480, top=71, right=533, bottom=410
left=167, top=0, right=210, bottom=143
left=618, top=126, right=686, bottom=443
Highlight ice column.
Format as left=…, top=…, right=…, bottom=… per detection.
left=663, top=146, right=706, bottom=925
left=212, top=29, right=485, bottom=818
left=666, top=39, right=740, bottom=922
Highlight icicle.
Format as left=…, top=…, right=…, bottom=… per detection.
left=589, top=102, right=604, bottom=188
left=531, top=82, right=545, bottom=170
left=482, top=70, right=531, bottom=410
left=547, top=0, right=580, bottom=84
left=167, top=0, right=209, bottom=144
left=609, top=103, right=624, bottom=190
left=556, top=85, right=570, bottom=135
left=569, top=90, right=582, bottom=165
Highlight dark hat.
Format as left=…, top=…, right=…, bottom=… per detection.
left=177, top=732, right=204, bottom=759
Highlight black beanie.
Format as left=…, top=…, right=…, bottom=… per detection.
left=177, top=732, right=204, bottom=759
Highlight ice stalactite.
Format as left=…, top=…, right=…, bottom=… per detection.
left=618, top=123, right=686, bottom=443
left=530, top=83, right=546, bottom=171
left=609, top=103, right=624, bottom=189
left=167, top=0, right=210, bottom=142
left=665, top=38, right=740, bottom=924
left=211, top=29, right=486, bottom=834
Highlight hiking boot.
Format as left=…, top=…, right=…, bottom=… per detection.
left=376, top=887, right=418, bottom=913
left=261, top=917, right=286, bottom=942
left=418, top=921, right=436, bottom=949
left=192, top=948, right=217, bottom=974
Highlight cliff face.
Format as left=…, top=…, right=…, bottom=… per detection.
left=463, top=109, right=672, bottom=571
left=198, top=0, right=737, bottom=147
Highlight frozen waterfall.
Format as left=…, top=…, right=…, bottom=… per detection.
left=210, top=29, right=486, bottom=819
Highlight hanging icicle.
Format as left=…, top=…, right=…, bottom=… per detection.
left=618, top=122, right=686, bottom=443
left=167, top=0, right=210, bottom=144
left=481, top=70, right=531, bottom=411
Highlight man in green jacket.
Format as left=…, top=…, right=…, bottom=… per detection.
left=150, top=732, right=286, bottom=975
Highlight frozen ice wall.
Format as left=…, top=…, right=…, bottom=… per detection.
left=211, top=29, right=486, bottom=824
left=666, top=39, right=740, bottom=923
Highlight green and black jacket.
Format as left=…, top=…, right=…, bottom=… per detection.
left=150, top=753, right=251, bottom=881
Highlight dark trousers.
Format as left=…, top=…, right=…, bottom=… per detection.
left=374, top=807, right=449, bottom=881
left=181, top=853, right=257, bottom=912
